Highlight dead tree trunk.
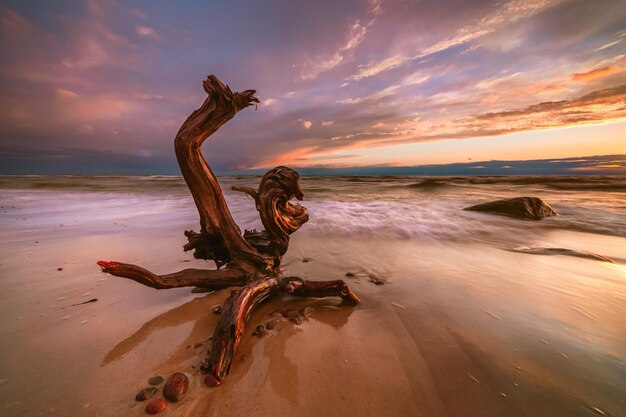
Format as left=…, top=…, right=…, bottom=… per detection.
left=97, top=75, right=359, bottom=385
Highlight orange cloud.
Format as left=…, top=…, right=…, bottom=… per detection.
left=572, top=65, right=625, bottom=82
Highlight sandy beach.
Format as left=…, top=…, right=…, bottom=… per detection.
left=0, top=175, right=625, bottom=417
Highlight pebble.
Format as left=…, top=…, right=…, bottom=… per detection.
left=591, top=406, right=606, bottom=415
left=135, top=387, right=158, bottom=401
left=145, top=398, right=167, bottom=414
left=299, top=307, right=313, bottom=317
left=57, top=268, right=63, bottom=271
left=204, top=374, right=221, bottom=387
left=281, top=309, right=304, bottom=325
left=265, top=319, right=276, bottom=330
left=212, top=306, right=222, bottom=314
left=163, top=373, right=189, bottom=403
left=345, top=272, right=356, bottom=277
left=148, top=376, right=164, bottom=386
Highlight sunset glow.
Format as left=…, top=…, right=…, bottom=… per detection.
left=0, top=0, right=625, bottom=173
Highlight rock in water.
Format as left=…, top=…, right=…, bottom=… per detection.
left=163, top=373, right=189, bottom=403
left=282, top=309, right=305, bottom=325
left=145, top=398, right=167, bottom=414
left=464, top=197, right=557, bottom=220
left=148, top=376, right=164, bottom=386
left=135, top=387, right=158, bottom=401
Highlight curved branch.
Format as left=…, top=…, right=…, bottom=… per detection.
left=96, top=261, right=247, bottom=289
left=247, top=167, right=309, bottom=258
left=231, top=185, right=259, bottom=205
left=283, top=277, right=360, bottom=304
left=174, top=75, right=270, bottom=268
left=206, top=276, right=280, bottom=382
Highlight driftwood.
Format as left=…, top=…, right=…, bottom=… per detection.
left=97, top=75, right=359, bottom=385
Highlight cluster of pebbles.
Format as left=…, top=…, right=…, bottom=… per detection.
left=135, top=373, right=189, bottom=414
left=135, top=306, right=318, bottom=413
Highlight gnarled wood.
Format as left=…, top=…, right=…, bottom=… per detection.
left=96, top=261, right=246, bottom=290
left=97, top=75, right=359, bottom=387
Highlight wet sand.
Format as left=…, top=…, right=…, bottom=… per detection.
left=0, top=176, right=625, bottom=416
left=1, top=222, right=625, bottom=417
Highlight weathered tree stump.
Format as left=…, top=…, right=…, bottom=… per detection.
left=97, top=75, right=359, bottom=385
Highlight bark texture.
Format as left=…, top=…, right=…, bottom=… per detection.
left=98, top=75, right=359, bottom=385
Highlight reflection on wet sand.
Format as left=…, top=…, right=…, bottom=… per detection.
left=100, top=285, right=357, bottom=415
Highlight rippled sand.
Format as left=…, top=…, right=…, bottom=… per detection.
left=0, top=176, right=625, bottom=417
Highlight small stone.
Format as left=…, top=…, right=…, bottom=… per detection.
left=282, top=309, right=304, bottom=325
left=193, top=342, right=203, bottom=349
left=204, top=374, right=221, bottom=387
left=135, top=387, right=158, bottom=401
left=212, top=306, right=222, bottom=314
left=163, top=373, right=189, bottom=403
left=265, top=319, right=276, bottom=330
left=256, top=325, right=265, bottom=333
left=145, top=398, right=167, bottom=414
left=57, top=268, right=63, bottom=271
left=299, top=307, right=313, bottom=317
left=369, top=276, right=385, bottom=285
left=345, top=272, right=355, bottom=277
left=148, top=376, right=164, bottom=386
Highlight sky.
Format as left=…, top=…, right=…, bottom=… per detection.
left=0, top=0, right=625, bottom=174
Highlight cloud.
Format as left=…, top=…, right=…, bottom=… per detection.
left=2, top=0, right=626, bottom=173
left=56, top=88, right=79, bottom=101
left=348, top=0, right=560, bottom=81
left=136, top=25, right=159, bottom=39
left=349, top=54, right=409, bottom=81
left=300, top=2, right=381, bottom=80
left=572, top=65, right=625, bottom=82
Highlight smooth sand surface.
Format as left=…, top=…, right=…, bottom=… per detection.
left=1, top=211, right=625, bottom=417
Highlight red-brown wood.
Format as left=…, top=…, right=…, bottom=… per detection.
left=97, top=75, right=359, bottom=385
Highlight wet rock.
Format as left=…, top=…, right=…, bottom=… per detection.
left=148, top=376, right=164, bottom=386
left=299, top=307, right=314, bottom=317
left=368, top=276, right=385, bottom=285
left=204, top=374, right=221, bottom=387
left=135, top=387, right=158, bottom=401
left=145, top=398, right=167, bottom=414
left=198, top=358, right=211, bottom=374
left=212, top=306, right=222, bottom=314
left=282, top=309, right=304, bottom=325
left=163, top=373, right=189, bottom=403
left=464, top=197, right=557, bottom=220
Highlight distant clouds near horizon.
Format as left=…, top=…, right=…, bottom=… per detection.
left=0, top=0, right=625, bottom=174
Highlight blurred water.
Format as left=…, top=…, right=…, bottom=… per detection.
left=1, top=175, right=624, bottom=242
